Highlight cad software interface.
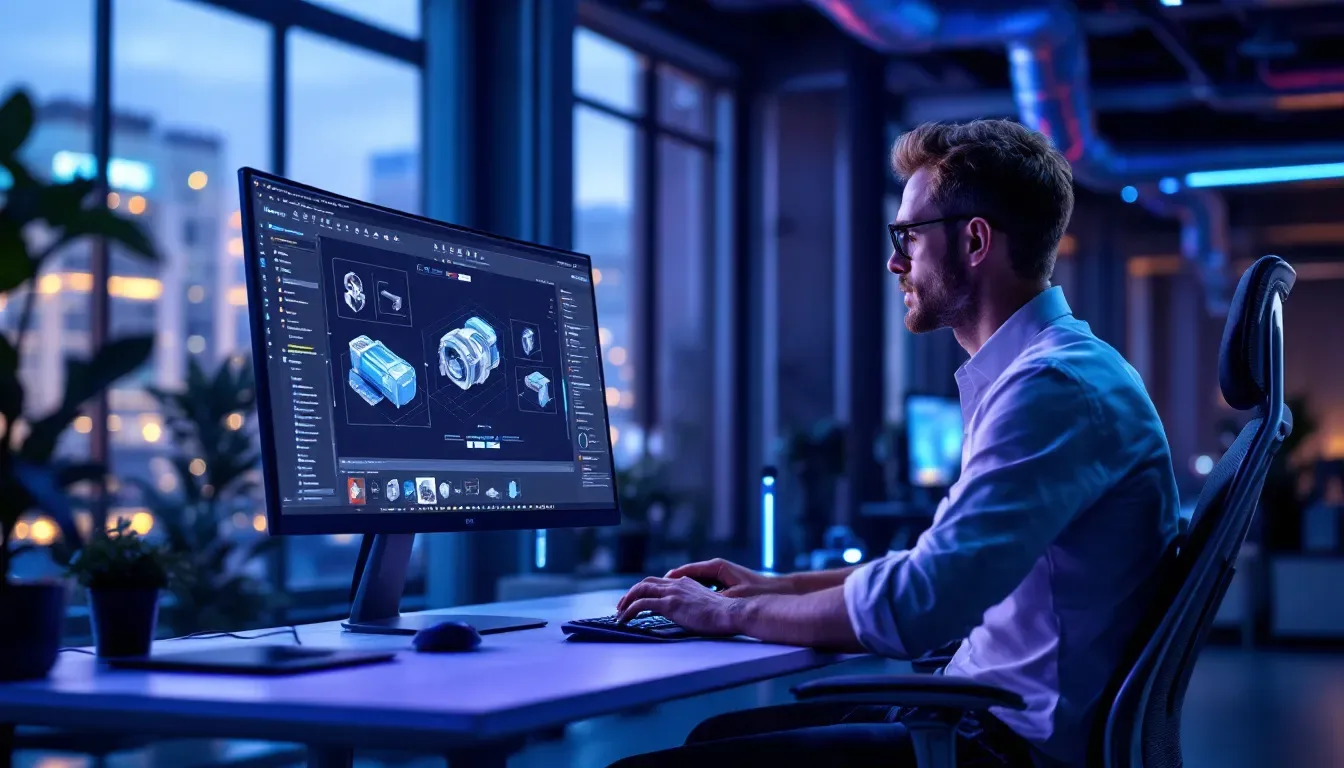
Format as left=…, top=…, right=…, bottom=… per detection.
left=245, top=175, right=616, bottom=525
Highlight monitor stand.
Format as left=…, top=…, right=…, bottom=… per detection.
left=341, top=533, right=548, bottom=635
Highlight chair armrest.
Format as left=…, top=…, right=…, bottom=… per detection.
left=911, top=654, right=956, bottom=674
left=791, top=674, right=1026, bottom=712
left=911, top=639, right=962, bottom=674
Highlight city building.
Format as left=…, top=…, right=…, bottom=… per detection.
left=3, top=99, right=237, bottom=489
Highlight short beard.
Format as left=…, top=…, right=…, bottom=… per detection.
left=903, top=255, right=975, bottom=334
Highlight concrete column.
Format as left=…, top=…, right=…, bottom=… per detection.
left=834, top=42, right=887, bottom=523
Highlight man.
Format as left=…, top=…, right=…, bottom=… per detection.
left=610, top=119, right=1181, bottom=767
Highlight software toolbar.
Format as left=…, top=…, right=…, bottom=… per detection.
left=246, top=177, right=614, bottom=519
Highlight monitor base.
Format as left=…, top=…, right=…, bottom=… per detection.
left=341, top=614, right=547, bottom=636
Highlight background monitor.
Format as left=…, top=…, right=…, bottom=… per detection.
left=905, top=394, right=963, bottom=489
left=239, top=168, right=621, bottom=537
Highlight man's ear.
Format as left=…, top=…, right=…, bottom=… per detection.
left=966, top=216, right=993, bottom=268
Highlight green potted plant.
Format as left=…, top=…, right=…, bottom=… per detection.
left=134, top=355, right=280, bottom=634
left=66, top=519, right=176, bottom=657
left=1260, top=395, right=1318, bottom=552
left=614, top=453, right=682, bottom=574
left=778, top=419, right=848, bottom=568
left=0, top=89, right=157, bottom=680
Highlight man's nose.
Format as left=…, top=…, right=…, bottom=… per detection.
left=888, top=251, right=909, bottom=275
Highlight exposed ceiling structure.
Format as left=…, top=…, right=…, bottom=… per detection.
left=639, top=0, right=1344, bottom=312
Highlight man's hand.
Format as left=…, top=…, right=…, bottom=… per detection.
left=616, top=577, right=743, bottom=636
left=664, top=558, right=793, bottom=598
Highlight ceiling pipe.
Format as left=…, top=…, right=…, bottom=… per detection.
left=903, top=80, right=1344, bottom=122
left=1132, top=186, right=1232, bottom=315
left=801, top=0, right=1344, bottom=312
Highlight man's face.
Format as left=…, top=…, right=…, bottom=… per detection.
left=888, top=168, right=973, bottom=333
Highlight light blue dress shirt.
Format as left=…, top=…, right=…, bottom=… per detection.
left=844, top=286, right=1180, bottom=766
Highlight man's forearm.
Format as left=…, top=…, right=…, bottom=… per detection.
left=734, top=586, right=865, bottom=652
left=782, top=565, right=861, bottom=594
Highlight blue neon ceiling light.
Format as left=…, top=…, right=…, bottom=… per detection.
left=1185, top=162, right=1344, bottom=189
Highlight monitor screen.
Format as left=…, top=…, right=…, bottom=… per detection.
left=906, top=394, right=963, bottom=489
left=239, top=169, right=620, bottom=535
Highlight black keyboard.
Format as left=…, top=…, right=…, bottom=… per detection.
left=561, top=612, right=697, bottom=642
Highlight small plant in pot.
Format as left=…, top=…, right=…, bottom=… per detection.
left=614, top=454, right=682, bottom=574
left=136, top=355, right=281, bottom=635
left=66, top=519, right=176, bottom=657
left=777, top=420, right=848, bottom=568
left=0, top=88, right=158, bottom=680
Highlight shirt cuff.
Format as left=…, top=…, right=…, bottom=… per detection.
left=843, top=554, right=912, bottom=659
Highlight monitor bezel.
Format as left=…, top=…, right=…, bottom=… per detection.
left=238, top=167, right=622, bottom=536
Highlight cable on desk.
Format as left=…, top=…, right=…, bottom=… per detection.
left=58, top=626, right=302, bottom=655
left=170, top=627, right=302, bottom=645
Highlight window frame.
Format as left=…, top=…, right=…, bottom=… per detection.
left=572, top=6, right=742, bottom=550
left=65, top=0, right=427, bottom=625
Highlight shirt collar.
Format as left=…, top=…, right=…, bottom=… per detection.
left=954, top=286, right=1073, bottom=419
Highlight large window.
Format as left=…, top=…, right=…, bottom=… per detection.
left=0, top=1, right=95, bottom=580
left=573, top=27, right=731, bottom=552
left=287, top=30, right=421, bottom=215
left=109, top=0, right=271, bottom=500
left=0, top=0, right=425, bottom=617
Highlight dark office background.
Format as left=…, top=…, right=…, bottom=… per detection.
left=3, top=0, right=1344, bottom=765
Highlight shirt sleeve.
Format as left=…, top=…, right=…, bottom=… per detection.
left=844, top=361, right=1115, bottom=658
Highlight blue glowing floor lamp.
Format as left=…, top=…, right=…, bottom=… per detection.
left=761, top=466, right=777, bottom=574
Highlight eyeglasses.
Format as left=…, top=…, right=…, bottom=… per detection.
left=888, top=216, right=980, bottom=260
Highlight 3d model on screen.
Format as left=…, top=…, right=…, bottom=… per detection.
left=520, top=326, right=536, bottom=356
left=343, top=272, right=365, bottom=313
left=348, top=335, right=417, bottom=408
left=438, top=482, right=450, bottom=500
left=379, top=288, right=402, bottom=312
left=438, top=316, right=500, bottom=390
left=524, top=371, right=551, bottom=407
left=385, top=479, right=400, bottom=502
left=417, top=479, right=437, bottom=504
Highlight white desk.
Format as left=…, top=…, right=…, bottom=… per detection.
left=0, top=590, right=853, bottom=768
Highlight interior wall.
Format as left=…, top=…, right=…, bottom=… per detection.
left=772, top=89, right=839, bottom=434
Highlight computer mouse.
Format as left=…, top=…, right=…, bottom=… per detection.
left=412, top=621, right=482, bottom=653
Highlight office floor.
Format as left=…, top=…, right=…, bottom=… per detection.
left=13, top=647, right=1344, bottom=767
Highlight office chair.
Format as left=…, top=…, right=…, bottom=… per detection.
left=791, top=255, right=1297, bottom=768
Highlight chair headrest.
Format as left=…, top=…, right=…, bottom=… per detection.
left=1218, top=255, right=1296, bottom=411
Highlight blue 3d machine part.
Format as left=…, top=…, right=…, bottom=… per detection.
left=524, top=371, right=551, bottom=407
left=438, top=316, right=500, bottom=390
left=349, top=335, right=417, bottom=408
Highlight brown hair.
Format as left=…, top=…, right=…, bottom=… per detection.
left=891, top=119, right=1074, bottom=282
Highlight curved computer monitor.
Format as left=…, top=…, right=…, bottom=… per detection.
left=905, top=393, right=963, bottom=489
left=239, top=168, right=620, bottom=537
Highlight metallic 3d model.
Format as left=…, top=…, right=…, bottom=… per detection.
left=385, top=479, right=400, bottom=502
left=343, top=272, right=365, bottom=313
left=348, top=335, right=417, bottom=408
left=524, top=371, right=551, bottom=407
left=520, top=326, right=536, bottom=356
left=438, top=316, right=499, bottom=390
left=379, top=288, right=402, bottom=312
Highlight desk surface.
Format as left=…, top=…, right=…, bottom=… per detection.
left=0, top=590, right=850, bottom=752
